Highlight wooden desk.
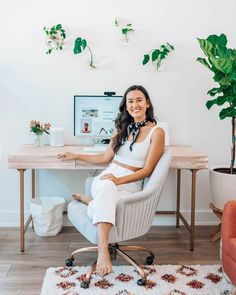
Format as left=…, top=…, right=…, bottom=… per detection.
left=8, top=145, right=208, bottom=252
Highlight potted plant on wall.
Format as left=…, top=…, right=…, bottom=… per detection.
left=197, top=33, right=236, bottom=210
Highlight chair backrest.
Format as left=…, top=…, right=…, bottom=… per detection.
left=143, top=149, right=171, bottom=194
left=115, top=149, right=172, bottom=241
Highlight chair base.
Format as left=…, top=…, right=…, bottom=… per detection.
left=65, top=243, right=155, bottom=288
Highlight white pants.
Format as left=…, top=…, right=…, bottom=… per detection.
left=87, top=163, right=143, bottom=226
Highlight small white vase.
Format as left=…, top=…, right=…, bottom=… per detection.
left=33, top=134, right=44, bottom=147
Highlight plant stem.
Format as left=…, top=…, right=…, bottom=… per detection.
left=230, top=116, right=236, bottom=173
left=87, top=45, right=96, bottom=68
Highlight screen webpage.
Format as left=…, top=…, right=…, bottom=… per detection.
left=74, top=96, right=122, bottom=137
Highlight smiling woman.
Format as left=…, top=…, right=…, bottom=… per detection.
left=57, top=85, right=165, bottom=276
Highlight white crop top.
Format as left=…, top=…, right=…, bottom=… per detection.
left=113, top=126, right=158, bottom=168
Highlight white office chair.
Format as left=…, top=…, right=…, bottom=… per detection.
left=66, top=150, right=171, bottom=288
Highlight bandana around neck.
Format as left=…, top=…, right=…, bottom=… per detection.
left=126, top=119, right=148, bottom=151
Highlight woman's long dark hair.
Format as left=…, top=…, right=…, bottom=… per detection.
left=112, top=85, right=156, bottom=153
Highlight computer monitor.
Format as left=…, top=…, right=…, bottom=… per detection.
left=74, top=95, right=122, bottom=141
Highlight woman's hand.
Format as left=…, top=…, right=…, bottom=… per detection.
left=101, top=173, right=121, bottom=185
left=57, top=152, right=76, bottom=161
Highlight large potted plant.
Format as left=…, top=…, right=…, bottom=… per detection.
left=197, top=33, right=236, bottom=210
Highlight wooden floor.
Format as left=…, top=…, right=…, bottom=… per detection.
left=0, top=225, right=220, bottom=294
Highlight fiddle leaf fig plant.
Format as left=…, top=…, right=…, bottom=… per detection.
left=115, top=18, right=134, bottom=42
left=43, top=24, right=66, bottom=54
left=143, top=42, right=174, bottom=70
left=73, top=37, right=96, bottom=68
left=197, top=33, right=236, bottom=173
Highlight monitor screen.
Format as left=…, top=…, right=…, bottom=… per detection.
left=74, top=95, right=122, bottom=138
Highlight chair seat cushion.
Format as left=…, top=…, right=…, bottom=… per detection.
left=229, top=238, right=236, bottom=262
left=68, top=200, right=119, bottom=244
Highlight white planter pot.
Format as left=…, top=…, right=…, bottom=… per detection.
left=209, top=166, right=236, bottom=210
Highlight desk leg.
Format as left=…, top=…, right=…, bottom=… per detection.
left=32, top=169, right=35, bottom=198
left=190, top=169, right=198, bottom=251
left=31, top=169, right=35, bottom=230
left=176, top=169, right=181, bottom=228
left=18, top=169, right=26, bottom=253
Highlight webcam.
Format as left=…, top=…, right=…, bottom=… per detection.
left=104, top=91, right=116, bottom=96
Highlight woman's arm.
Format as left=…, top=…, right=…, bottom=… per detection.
left=57, top=134, right=116, bottom=164
left=101, top=127, right=165, bottom=185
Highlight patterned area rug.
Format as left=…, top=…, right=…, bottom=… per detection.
left=41, top=264, right=231, bottom=295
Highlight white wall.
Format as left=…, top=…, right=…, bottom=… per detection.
left=1, top=0, right=235, bottom=226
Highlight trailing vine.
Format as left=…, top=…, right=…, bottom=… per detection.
left=143, top=42, right=174, bottom=70
left=43, top=24, right=66, bottom=54
left=115, top=18, right=134, bottom=42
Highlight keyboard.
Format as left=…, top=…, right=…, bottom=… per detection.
left=83, top=145, right=108, bottom=152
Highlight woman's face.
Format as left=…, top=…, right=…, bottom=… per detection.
left=126, top=90, right=150, bottom=122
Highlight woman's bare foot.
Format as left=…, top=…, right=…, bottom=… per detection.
left=96, top=247, right=112, bottom=275
left=72, top=193, right=91, bottom=205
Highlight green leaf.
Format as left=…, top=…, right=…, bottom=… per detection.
left=152, top=50, right=160, bottom=61
left=160, top=51, right=166, bottom=59
left=209, top=56, right=233, bottom=74
left=218, top=76, right=231, bottom=86
left=206, top=99, right=218, bottom=109
left=115, top=19, right=119, bottom=26
left=122, top=28, right=128, bottom=35
left=197, top=57, right=211, bottom=70
left=81, top=39, right=87, bottom=50
left=230, top=72, right=236, bottom=81
left=46, top=48, right=52, bottom=54
left=197, top=38, right=213, bottom=57
left=142, top=54, right=150, bottom=65
left=207, top=87, right=222, bottom=96
left=219, top=106, right=236, bottom=119
left=55, top=24, right=62, bottom=30
left=207, top=33, right=227, bottom=48
left=75, top=37, right=82, bottom=45
left=167, top=42, right=174, bottom=50
left=213, top=70, right=225, bottom=83
left=216, top=96, right=228, bottom=106
left=73, top=46, right=82, bottom=54
left=126, top=28, right=134, bottom=33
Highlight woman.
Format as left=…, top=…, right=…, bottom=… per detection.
left=58, top=85, right=165, bottom=275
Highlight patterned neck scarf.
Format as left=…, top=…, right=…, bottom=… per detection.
left=126, top=119, right=148, bottom=151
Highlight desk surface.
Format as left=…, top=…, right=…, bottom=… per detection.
left=8, top=144, right=208, bottom=170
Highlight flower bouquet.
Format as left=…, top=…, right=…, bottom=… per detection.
left=30, top=120, right=51, bottom=146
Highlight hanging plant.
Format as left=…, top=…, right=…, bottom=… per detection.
left=43, top=24, right=66, bottom=54
left=115, top=18, right=134, bottom=42
left=143, top=43, right=174, bottom=70
left=73, top=37, right=96, bottom=68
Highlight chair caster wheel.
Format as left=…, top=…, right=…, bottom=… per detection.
left=65, top=257, right=74, bottom=267
left=137, top=278, right=147, bottom=286
left=81, top=281, right=90, bottom=289
left=146, top=255, right=154, bottom=265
